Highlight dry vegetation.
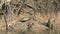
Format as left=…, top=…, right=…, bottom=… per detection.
left=0, top=0, right=60, bottom=34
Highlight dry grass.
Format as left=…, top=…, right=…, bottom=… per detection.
left=0, top=0, right=60, bottom=34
